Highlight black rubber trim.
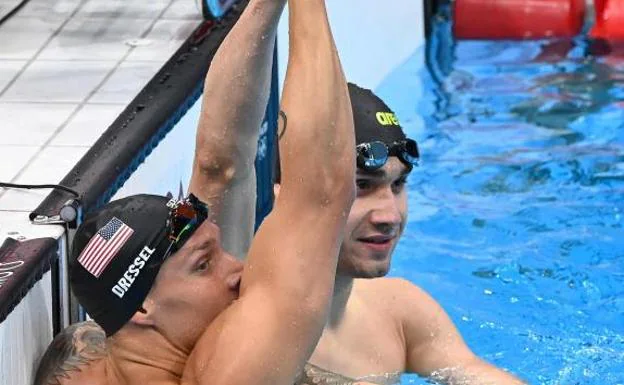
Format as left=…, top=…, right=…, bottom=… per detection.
left=0, top=237, right=59, bottom=324
left=50, top=253, right=61, bottom=335
left=30, top=0, right=250, bottom=221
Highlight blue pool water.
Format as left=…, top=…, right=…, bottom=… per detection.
left=391, top=10, right=624, bottom=385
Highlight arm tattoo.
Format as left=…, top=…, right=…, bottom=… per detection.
left=278, top=110, right=287, bottom=140
left=33, top=321, right=107, bottom=385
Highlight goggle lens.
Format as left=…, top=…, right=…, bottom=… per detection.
left=357, top=141, right=389, bottom=170
left=167, top=194, right=209, bottom=254
left=400, top=139, right=420, bottom=165
left=357, top=139, right=420, bottom=171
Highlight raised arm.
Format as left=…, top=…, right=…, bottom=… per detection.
left=189, top=0, right=356, bottom=384
left=188, top=0, right=286, bottom=259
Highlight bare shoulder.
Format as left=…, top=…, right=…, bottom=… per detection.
left=354, top=277, right=432, bottom=301
left=33, top=321, right=107, bottom=385
left=354, top=278, right=447, bottom=322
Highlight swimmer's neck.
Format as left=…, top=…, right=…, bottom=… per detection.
left=106, top=327, right=187, bottom=384
left=328, top=274, right=354, bottom=327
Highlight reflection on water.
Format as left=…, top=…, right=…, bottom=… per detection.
left=392, top=7, right=624, bottom=385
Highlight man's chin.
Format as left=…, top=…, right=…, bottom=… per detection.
left=354, top=270, right=388, bottom=279
left=350, top=260, right=391, bottom=279
left=337, top=246, right=393, bottom=278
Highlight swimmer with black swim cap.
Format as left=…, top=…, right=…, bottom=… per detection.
left=277, top=84, right=525, bottom=384
left=34, top=1, right=359, bottom=385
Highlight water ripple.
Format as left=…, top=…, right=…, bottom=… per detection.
left=393, top=12, right=624, bottom=384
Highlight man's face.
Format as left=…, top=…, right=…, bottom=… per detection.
left=337, top=157, right=409, bottom=278
left=147, top=220, right=243, bottom=352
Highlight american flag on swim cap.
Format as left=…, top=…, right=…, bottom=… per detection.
left=77, top=217, right=134, bottom=278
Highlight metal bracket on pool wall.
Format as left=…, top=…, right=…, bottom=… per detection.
left=202, top=0, right=239, bottom=19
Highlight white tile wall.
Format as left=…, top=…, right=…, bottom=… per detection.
left=0, top=16, right=67, bottom=60
left=0, top=103, right=77, bottom=145
left=90, top=61, right=164, bottom=104
left=50, top=103, right=125, bottom=146
left=1, top=60, right=114, bottom=103
left=17, top=0, right=82, bottom=17
left=0, top=145, right=90, bottom=211
left=0, top=0, right=201, bottom=213
left=0, top=0, right=22, bottom=19
left=12, top=145, right=90, bottom=185
left=0, top=60, right=25, bottom=91
left=126, top=20, right=199, bottom=61
left=162, top=0, right=203, bottom=20
left=0, top=145, right=40, bottom=181
left=77, top=0, right=171, bottom=19
left=38, top=16, right=155, bottom=61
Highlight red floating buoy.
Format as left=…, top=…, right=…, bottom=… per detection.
left=590, top=0, right=624, bottom=40
left=453, top=0, right=586, bottom=40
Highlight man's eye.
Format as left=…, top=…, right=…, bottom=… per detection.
left=392, top=177, right=408, bottom=193
left=356, top=180, right=372, bottom=190
left=196, top=259, right=210, bottom=272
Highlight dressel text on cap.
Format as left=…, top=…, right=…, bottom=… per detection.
left=112, top=246, right=155, bottom=298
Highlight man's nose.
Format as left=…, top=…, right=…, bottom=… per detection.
left=225, top=252, right=244, bottom=273
left=369, top=189, right=402, bottom=229
left=223, top=252, right=243, bottom=290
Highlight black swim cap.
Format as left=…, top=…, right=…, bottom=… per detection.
left=272, top=84, right=409, bottom=184
left=69, top=194, right=175, bottom=336
left=348, top=83, right=407, bottom=146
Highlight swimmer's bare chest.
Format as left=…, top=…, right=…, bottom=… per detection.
left=301, top=281, right=407, bottom=385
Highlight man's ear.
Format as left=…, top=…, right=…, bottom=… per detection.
left=273, top=183, right=281, bottom=200
left=129, top=298, right=156, bottom=326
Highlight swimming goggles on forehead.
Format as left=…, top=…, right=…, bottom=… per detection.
left=162, top=194, right=209, bottom=258
left=356, top=139, right=420, bottom=171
